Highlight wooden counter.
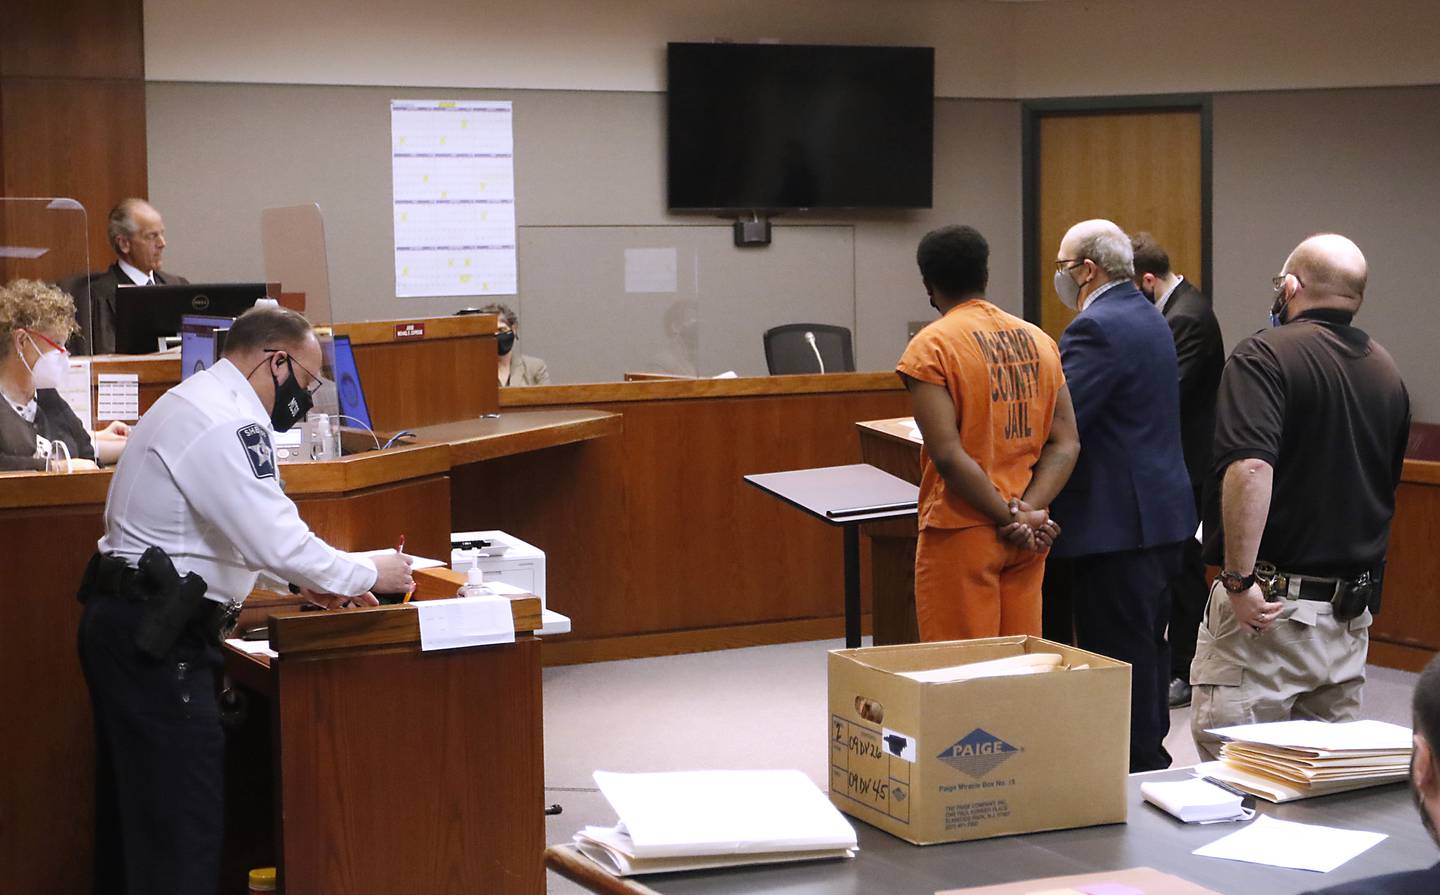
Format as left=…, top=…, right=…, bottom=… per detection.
left=90, top=353, right=181, bottom=425
left=332, top=313, right=498, bottom=429
left=411, top=408, right=622, bottom=466
left=856, top=418, right=923, bottom=645
left=454, top=373, right=911, bottom=664
left=1369, top=458, right=1440, bottom=671
left=82, top=312, right=501, bottom=431
left=0, top=409, right=617, bottom=895
left=222, top=590, right=545, bottom=894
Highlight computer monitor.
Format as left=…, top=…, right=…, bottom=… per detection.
left=113, top=282, right=268, bottom=354
left=180, top=315, right=232, bottom=380
left=331, top=335, right=373, bottom=431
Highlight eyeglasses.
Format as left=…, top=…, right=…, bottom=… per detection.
left=265, top=349, right=326, bottom=396
left=1271, top=274, right=1304, bottom=294
left=1054, top=258, right=1086, bottom=272
left=23, top=329, right=69, bottom=355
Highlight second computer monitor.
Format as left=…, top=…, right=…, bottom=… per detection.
left=331, top=335, right=373, bottom=431
left=180, top=315, right=232, bottom=380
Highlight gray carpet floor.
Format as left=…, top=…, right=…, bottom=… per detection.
left=541, top=638, right=1419, bottom=893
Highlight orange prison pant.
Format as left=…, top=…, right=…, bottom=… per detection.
left=914, top=525, right=1045, bottom=641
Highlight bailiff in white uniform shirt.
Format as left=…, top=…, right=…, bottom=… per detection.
left=98, top=356, right=376, bottom=602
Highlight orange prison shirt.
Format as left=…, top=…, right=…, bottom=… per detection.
left=896, top=299, right=1064, bottom=532
left=897, top=300, right=1064, bottom=640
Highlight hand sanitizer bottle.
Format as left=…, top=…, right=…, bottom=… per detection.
left=459, top=566, right=487, bottom=598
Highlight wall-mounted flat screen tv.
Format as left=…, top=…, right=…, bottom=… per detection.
left=667, top=42, right=934, bottom=211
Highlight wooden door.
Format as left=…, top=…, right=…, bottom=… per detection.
left=1033, top=108, right=1203, bottom=344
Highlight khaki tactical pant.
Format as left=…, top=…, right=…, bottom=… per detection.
left=1189, top=580, right=1370, bottom=760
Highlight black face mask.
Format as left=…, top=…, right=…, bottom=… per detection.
left=270, top=356, right=313, bottom=432
left=497, top=330, right=516, bottom=356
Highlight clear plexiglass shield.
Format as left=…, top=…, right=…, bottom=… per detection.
left=0, top=197, right=92, bottom=354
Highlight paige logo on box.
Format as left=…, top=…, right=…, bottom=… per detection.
left=937, top=729, right=1020, bottom=779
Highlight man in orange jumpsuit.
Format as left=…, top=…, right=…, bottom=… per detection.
left=897, top=225, right=1078, bottom=641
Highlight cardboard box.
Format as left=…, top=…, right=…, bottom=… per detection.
left=827, top=635, right=1129, bottom=845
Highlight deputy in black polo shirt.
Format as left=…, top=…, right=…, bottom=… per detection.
left=1189, top=233, right=1410, bottom=760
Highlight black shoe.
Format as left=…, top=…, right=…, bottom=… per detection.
left=1168, top=677, right=1192, bottom=708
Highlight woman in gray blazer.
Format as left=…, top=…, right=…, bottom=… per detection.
left=0, top=279, right=128, bottom=471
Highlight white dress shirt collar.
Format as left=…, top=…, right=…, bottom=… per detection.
left=1155, top=275, right=1184, bottom=314
left=117, top=259, right=152, bottom=286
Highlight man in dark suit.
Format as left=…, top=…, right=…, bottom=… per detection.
left=1131, top=233, right=1224, bottom=709
left=1046, top=219, right=1195, bottom=772
left=67, top=198, right=189, bottom=355
left=1301, top=651, right=1440, bottom=895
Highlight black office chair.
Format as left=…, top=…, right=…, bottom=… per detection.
left=763, top=323, right=855, bottom=375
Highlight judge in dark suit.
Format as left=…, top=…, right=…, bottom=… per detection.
left=1301, top=652, right=1440, bottom=895
left=68, top=198, right=189, bottom=355
left=1046, top=219, right=1195, bottom=772
left=1131, top=233, right=1225, bottom=710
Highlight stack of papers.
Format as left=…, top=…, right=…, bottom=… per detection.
left=1141, top=777, right=1252, bottom=823
left=574, top=770, right=857, bottom=876
left=1201, top=720, right=1412, bottom=802
left=898, top=652, right=1083, bottom=684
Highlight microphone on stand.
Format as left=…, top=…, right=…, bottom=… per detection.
left=804, top=331, right=826, bottom=374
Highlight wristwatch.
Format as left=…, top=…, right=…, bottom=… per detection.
left=1219, top=569, right=1256, bottom=594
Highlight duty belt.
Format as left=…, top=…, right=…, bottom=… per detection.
left=1255, top=561, right=1368, bottom=602
left=83, top=552, right=240, bottom=639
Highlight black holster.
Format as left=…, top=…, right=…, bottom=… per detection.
left=132, top=547, right=210, bottom=660
left=1335, top=569, right=1381, bottom=622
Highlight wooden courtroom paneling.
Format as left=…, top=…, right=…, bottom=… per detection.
left=410, top=408, right=621, bottom=467
left=1035, top=109, right=1203, bottom=345
left=452, top=376, right=911, bottom=658
left=0, top=78, right=148, bottom=278
left=0, top=0, right=145, bottom=79
left=1369, top=461, right=1440, bottom=670
left=294, top=473, right=452, bottom=563
left=90, top=354, right=181, bottom=424
left=0, top=502, right=107, bottom=895
left=0, top=1, right=147, bottom=279
left=333, top=314, right=498, bottom=430
left=280, top=442, right=451, bottom=496
left=274, top=637, right=544, bottom=893
left=857, top=419, right=923, bottom=645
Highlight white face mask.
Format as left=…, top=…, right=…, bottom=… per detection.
left=1053, top=269, right=1082, bottom=309
left=21, top=333, right=69, bottom=390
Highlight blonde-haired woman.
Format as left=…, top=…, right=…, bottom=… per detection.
left=0, top=279, right=127, bottom=470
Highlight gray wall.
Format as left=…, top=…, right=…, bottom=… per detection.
left=146, top=83, right=1022, bottom=379
left=1211, top=86, right=1440, bottom=421
left=147, top=81, right=1437, bottom=416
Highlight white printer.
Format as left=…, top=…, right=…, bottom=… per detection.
left=450, top=530, right=569, bottom=635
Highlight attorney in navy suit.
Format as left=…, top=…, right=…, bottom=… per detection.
left=1302, top=652, right=1440, bottom=895
left=1046, top=219, right=1195, bottom=772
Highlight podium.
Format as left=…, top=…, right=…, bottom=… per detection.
left=855, top=418, right=924, bottom=645
left=223, top=581, right=546, bottom=894
left=744, top=463, right=918, bottom=648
